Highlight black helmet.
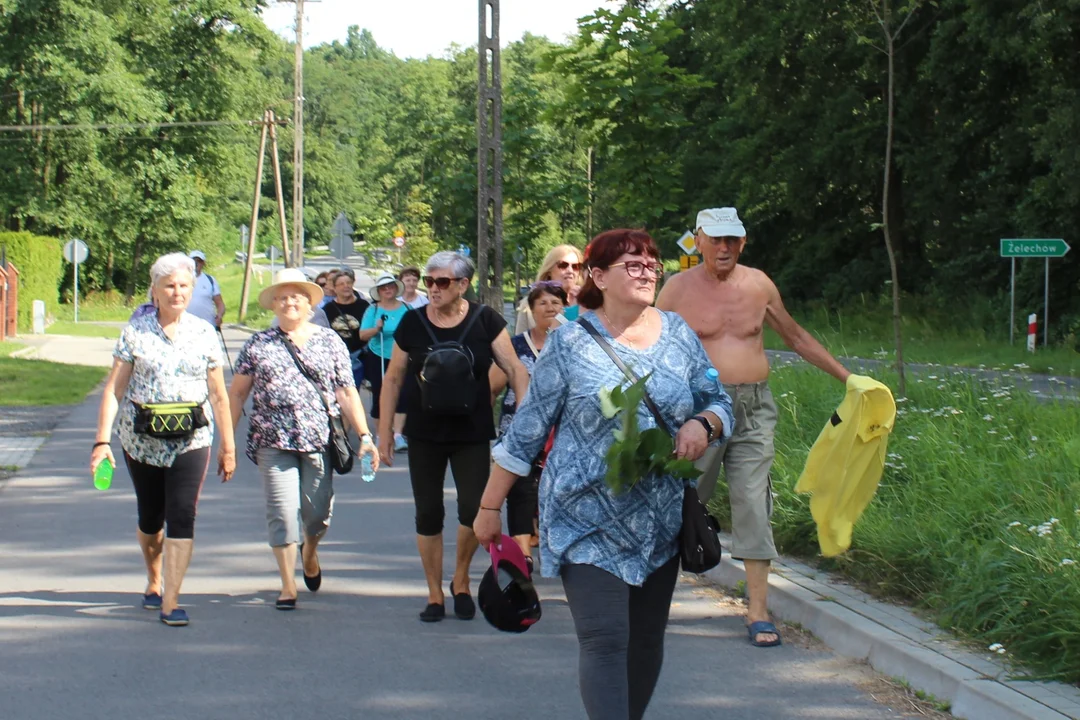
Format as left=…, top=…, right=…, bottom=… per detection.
left=478, top=535, right=542, bottom=633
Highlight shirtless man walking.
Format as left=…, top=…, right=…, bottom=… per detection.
left=657, top=207, right=850, bottom=647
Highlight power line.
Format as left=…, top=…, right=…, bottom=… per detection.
left=0, top=118, right=284, bottom=133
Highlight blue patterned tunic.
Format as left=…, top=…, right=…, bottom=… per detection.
left=492, top=310, right=735, bottom=586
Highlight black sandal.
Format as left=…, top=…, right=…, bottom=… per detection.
left=275, top=597, right=297, bottom=611
left=449, top=581, right=476, bottom=620
left=419, top=602, right=445, bottom=622
left=300, top=543, right=322, bottom=592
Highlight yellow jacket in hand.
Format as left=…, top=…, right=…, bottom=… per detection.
left=795, top=374, right=896, bottom=557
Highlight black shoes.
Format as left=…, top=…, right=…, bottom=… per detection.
left=419, top=603, right=446, bottom=622
left=449, top=581, right=476, bottom=620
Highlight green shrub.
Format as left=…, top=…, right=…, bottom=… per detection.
left=708, top=364, right=1080, bottom=682
left=0, top=232, right=63, bottom=330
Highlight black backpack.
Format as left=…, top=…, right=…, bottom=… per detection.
left=418, top=306, right=485, bottom=415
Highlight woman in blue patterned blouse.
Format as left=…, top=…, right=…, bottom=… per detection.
left=475, top=229, right=735, bottom=720
left=489, top=281, right=567, bottom=562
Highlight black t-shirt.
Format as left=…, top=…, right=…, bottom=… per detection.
left=395, top=302, right=507, bottom=444
left=324, top=297, right=370, bottom=353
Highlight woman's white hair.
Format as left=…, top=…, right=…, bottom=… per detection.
left=149, top=252, right=196, bottom=288
left=425, top=251, right=475, bottom=281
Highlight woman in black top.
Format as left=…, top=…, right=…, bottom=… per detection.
left=378, top=251, right=528, bottom=623
left=322, top=268, right=370, bottom=387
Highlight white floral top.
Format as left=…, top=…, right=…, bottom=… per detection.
left=114, top=312, right=222, bottom=467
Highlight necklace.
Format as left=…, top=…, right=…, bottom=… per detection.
left=429, top=300, right=467, bottom=328
left=601, top=307, right=649, bottom=349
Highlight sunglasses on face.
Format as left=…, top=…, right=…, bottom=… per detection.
left=608, top=261, right=663, bottom=279
left=556, top=261, right=583, bottom=271
left=317, top=281, right=327, bottom=288
left=423, top=276, right=463, bottom=289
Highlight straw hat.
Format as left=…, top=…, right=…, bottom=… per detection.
left=369, top=272, right=405, bottom=302
left=258, top=268, right=324, bottom=310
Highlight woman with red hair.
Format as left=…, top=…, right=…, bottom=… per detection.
left=476, top=230, right=735, bottom=720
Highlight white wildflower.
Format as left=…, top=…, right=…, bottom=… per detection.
left=988, top=643, right=1003, bottom=652
left=1031, top=436, right=1038, bottom=442
left=1061, top=559, right=1076, bottom=567
left=983, top=414, right=994, bottom=421
left=1007, top=521, right=1022, bottom=528
left=997, top=648, right=1007, bottom=655
left=906, top=435, right=919, bottom=441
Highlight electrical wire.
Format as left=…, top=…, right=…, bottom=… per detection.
left=0, top=118, right=284, bottom=133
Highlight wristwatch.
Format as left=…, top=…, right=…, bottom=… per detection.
left=692, top=415, right=714, bottom=440
left=359, top=433, right=373, bottom=446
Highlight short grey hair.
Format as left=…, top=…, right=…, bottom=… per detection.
left=425, top=251, right=475, bottom=281
left=149, top=252, right=195, bottom=288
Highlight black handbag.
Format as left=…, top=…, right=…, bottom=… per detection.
left=577, top=318, right=723, bottom=574
left=280, top=331, right=355, bottom=475
left=132, top=401, right=209, bottom=439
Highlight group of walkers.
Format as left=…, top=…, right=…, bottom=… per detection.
left=89, top=207, right=851, bottom=719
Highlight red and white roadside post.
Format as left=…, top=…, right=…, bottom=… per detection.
left=1027, top=313, right=1037, bottom=353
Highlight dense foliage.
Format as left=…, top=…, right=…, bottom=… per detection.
left=1, top=0, right=1077, bottom=341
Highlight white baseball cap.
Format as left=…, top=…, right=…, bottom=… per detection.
left=696, top=208, right=746, bottom=237
left=188, top=250, right=207, bottom=262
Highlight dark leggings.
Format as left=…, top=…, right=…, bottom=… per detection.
left=124, top=447, right=211, bottom=540
left=506, top=466, right=539, bottom=537
left=561, top=555, right=681, bottom=720
left=407, top=439, right=490, bottom=536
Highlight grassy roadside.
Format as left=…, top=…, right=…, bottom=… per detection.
left=0, top=340, right=26, bottom=357
left=0, top=357, right=107, bottom=405
left=708, top=364, right=1080, bottom=683
left=772, top=303, right=1080, bottom=377
left=45, top=321, right=122, bottom=338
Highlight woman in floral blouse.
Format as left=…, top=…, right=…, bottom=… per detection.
left=91, top=253, right=236, bottom=628
left=228, top=268, right=378, bottom=611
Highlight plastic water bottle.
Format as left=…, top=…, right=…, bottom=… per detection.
left=360, top=452, right=376, bottom=483
left=93, top=457, right=113, bottom=491
left=706, top=367, right=721, bottom=388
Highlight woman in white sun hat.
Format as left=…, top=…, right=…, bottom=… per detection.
left=359, top=273, right=411, bottom=451
left=228, top=268, right=377, bottom=611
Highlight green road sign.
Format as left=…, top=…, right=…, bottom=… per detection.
left=1000, top=238, right=1070, bottom=257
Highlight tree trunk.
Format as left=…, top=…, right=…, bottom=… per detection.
left=882, top=33, right=907, bottom=396
left=104, top=248, right=115, bottom=293
left=127, top=231, right=145, bottom=303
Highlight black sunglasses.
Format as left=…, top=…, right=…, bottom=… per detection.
left=422, top=276, right=464, bottom=289
left=556, top=261, right=583, bottom=271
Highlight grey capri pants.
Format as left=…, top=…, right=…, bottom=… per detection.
left=256, top=447, right=334, bottom=547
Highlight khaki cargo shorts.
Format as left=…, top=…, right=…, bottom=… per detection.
left=694, top=380, right=778, bottom=561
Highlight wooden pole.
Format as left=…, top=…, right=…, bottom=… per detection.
left=268, top=110, right=292, bottom=268
left=292, top=0, right=305, bottom=268
left=238, top=110, right=270, bottom=323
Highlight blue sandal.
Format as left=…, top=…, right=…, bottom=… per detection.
left=747, top=621, right=782, bottom=647
left=159, top=608, right=189, bottom=627
left=142, top=592, right=162, bottom=610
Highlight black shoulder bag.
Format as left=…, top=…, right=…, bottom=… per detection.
left=280, top=331, right=355, bottom=475
left=577, top=317, right=723, bottom=574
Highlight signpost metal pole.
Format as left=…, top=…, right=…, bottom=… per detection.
left=1009, top=257, right=1015, bottom=345
left=74, top=255, right=79, bottom=324
left=1044, top=257, right=1049, bottom=347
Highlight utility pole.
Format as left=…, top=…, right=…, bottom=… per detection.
left=292, top=0, right=305, bottom=268
left=477, top=0, right=503, bottom=310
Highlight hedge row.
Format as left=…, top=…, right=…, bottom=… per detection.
left=0, top=232, right=63, bottom=330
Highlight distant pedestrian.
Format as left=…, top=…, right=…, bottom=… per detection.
left=488, top=281, right=568, bottom=561
left=90, top=252, right=236, bottom=627
left=228, top=268, right=378, bottom=610
left=318, top=269, right=340, bottom=309
left=397, top=266, right=429, bottom=309
left=476, top=229, right=734, bottom=719
left=377, top=251, right=528, bottom=622
left=359, top=273, right=409, bottom=451
left=514, top=244, right=584, bottom=333
left=322, top=268, right=371, bottom=388
left=187, top=250, right=225, bottom=328
left=656, top=207, right=850, bottom=648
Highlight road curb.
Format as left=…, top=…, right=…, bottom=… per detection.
left=704, top=555, right=1078, bottom=719
left=8, top=345, right=37, bottom=359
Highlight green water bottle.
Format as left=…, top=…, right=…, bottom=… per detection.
left=93, top=457, right=113, bottom=491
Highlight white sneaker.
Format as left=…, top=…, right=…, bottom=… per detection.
left=394, top=433, right=408, bottom=452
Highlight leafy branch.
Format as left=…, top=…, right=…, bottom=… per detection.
left=598, top=372, right=698, bottom=495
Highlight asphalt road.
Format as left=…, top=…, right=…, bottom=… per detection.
left=0, top=330, right=901, bottom=720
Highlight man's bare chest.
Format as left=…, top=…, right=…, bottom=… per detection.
left=678, top=284, right=768, bottom=342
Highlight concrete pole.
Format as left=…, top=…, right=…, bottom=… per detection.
left=239, top=111, right=270, bottom=323
left=292, top=0, right=305, bottom=268
left=477, top=0, right=503, bottom=310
